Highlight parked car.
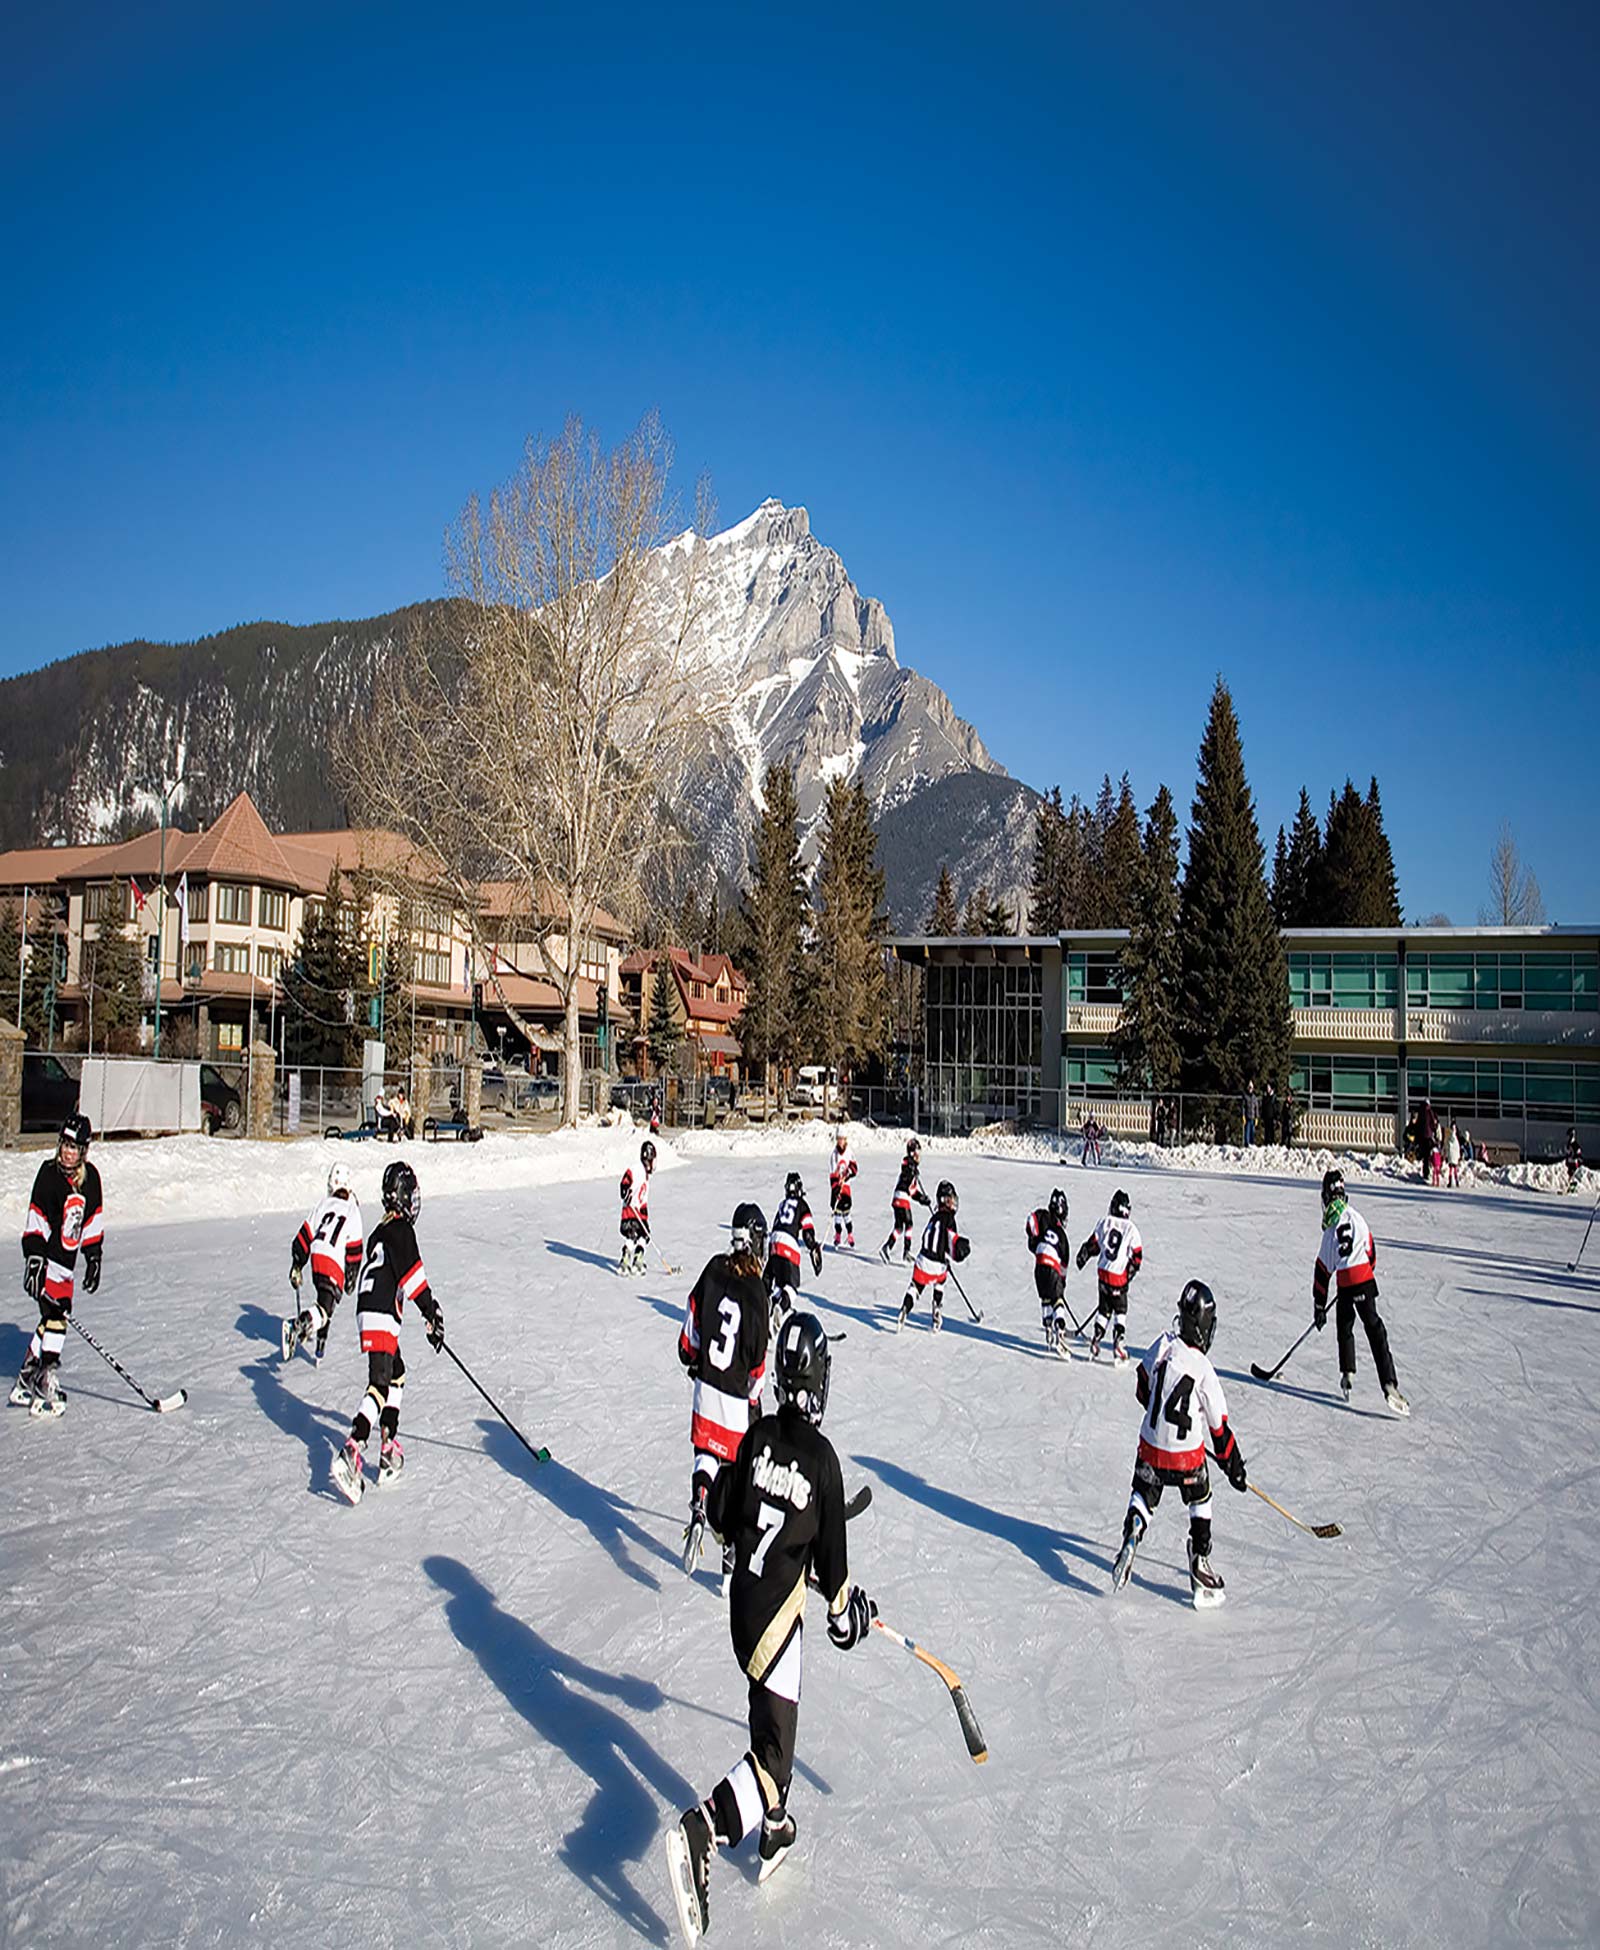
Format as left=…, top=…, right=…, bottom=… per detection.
left=792, top=1065, right=839, bottom=1109
left=525, top=1074, right=561, bottom=1107
left=200, top=1064, right=243, bottom=1134
left=704, top=1074, right=736, bottom=1108
left=21, top=1053, right=80, bottom=1133
left=608, top=1079, right=657, bottom=1114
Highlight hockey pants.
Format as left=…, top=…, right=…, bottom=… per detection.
left=351, top=1347, right=405, bottom=1446
left=29, top=1291, right=71, bottom=1372
left=706, top=1651, right=802, bottom=1846
left=1336, top=1293, right=1397, bottom=1391
left=1034, top=1264, right=1068, bottom=1336
left=1096, top=1281, right=1129, bottom=1332
left=1129, top=1456, right=1213, bottom=1557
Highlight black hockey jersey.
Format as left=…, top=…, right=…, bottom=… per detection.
left=916, top=1209, right=969, bottom=1268
left=23, top=1157, right=105, bottom=1305
left=354, top=1213, right=436, bottom=1355
left=679, top=1255, right=770, bottom=1462
left=892, top=1156, right=928, bottom=1208
left=1025, top=1208, right=1070, bottom=1272
left=710, top=1404, right=849, bottom=1684
left=768, top=1194, right=817, bottom=1274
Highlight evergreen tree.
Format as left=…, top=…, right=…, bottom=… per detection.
left=929, top=862, right=960, bottom=934
left=813, top=777, right=888, bottom=1084
left=647, top=956, right=683, bottom=1073
left=983, top=894, right=1013, bottom=935
left=1099, top=774, right=1144, bottom=926
left=961, top=886, right=991, bottom=935
left=1112, top=785, right=1182, bottom=1092
left=0, top=901, right=20, bottom=1031
left=19, top=894, right=63, bottom=1047
left=1319, top=779, right=1401, bottom=927
left=82, top=882, right=147, bottom=1053
left=283, top=867, right=364, bottom=1067
left=740, top=763, right=806, bottom=1092
left=1270, top=826, right=1289, bottom=922
left=378, top=893, right=418, bottom=1072
left=1027, top=790, right=1066, bottom=934
left=1278, top=788, right=1324, bottom=926
left=1058, top=795, right=1092, bottom=927
left=1177, top=682, right=1292, bottom=1139
left=1365, top=777, right=1403, bottom=924
left=1080, top=774, right=1117, bottom=927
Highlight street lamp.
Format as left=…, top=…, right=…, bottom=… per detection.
left=153, top=768, right=183, bottom=1059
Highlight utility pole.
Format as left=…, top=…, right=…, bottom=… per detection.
left=153, top=770, right=181, bottom=1058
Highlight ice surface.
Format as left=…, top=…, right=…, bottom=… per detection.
left=2, top=1133, right=1597, bottom=1947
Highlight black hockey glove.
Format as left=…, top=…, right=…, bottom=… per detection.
left=1313, top=1296, right=1328, bottom=1331
left=23, top=1253, right=45, bottom=1301
left=290, top=1263, right=304, bottom=1291
left=344, top=1263, right=359, bottom=1294
left=425, top=1305, right=446, bottom=1353
left=827, top=1585, right=877, bottom=1652
left=916, top=1190, right=931, bottom=1208
left=809, top=1243, right=823, bottom=1277
left=81, top=1247, right=102, bottom=1295
left=951, top=1236, right=970, bottom=1263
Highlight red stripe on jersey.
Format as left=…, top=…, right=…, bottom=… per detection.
left=1034, top=1244, right=1062, bottom=1270
left=1138, top=1434, right=1204, bottom=1474
left=1099, top=1268, right=1130, bottom=1288
left=772, top=1237, right=801, bottom=1266
left=44, top=1268, right=74, bottom=1302
left=892, top=1195, right=912, bottom=1214
left=79, top=1208, right=104, bottom=1247
left=359, top=1324, right=400, bottom=1355
left=911, top=1263, right=947, bottom=1290
left=747, top=1359, right=766, bottom=1397
left=690, top=1410, right=745, bottom=1461
left=24, top=1205, right=50, bottom=1240
left=397, top=1261, right=428, bottom=1303
left=1335, top=1261, right=1377, bottom=1288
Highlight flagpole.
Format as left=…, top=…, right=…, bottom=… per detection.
left=17, top=883, right=28, bottom=1030
left=154, top=787, right=169, bottom=1058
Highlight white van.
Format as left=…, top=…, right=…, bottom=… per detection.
left=793, top=1065, right=838, bottom=1109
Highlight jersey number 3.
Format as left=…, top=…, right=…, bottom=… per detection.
left=708, top=1296, right=741, bottom=1372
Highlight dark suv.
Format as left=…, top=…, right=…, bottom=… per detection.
left=201, top=1064, right=243, bottom=1133
left=22, top=1053, right=80, bottom=1133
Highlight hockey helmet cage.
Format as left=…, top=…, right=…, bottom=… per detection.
left=1176, top=1278, right=1217, bottom=1353
left=641, top=1140, right=657, bottom=1171
left=327, top=1159, right=354, bottom=1198
left=1048, top=1187, right=1069, bottom=1222
left=1321, top=1168, right=1347, bottom=1228
left=1110, top=1188, right=1131, bottom=1219
left=774, top=1310, right=831, bottom=1425
left=936, top=1179, right=958, bottom=1211
left=730, top=1201, right=768, bottom=1263
left=785, top=1170, right=805, bottom=1200
left=57, top=1112, right=92, bottom=1154
left=382, top=1159, right=422, bottom=1222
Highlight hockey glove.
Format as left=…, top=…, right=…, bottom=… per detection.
left=827, top=1585, right=877, bottom=1652
left=1215, top=1424, right=1248, bottom=1492
left=916, top=1191, right=931, bottom=1208
left=23, top=1252, right=46, bottom=1300
left=290, top=1263, right=303, bottom=1291
left=425, top=1306, right=446, bottom=1353
left=951, top=1235, right=970, bottom=1263
left=810, top=1244, right=824, bottom=1277
left=81, top=1247, right=102, bottom=1295
left=344, top=1263, right=359, bottom=1294
left=1313, top=1297, right=1328, bottom=1331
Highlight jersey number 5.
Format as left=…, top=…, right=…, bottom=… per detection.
left=1336, top=1221, right=1354, bottom=1258
left=1149, top=1359, right=1195, bottom=1443
left=708, top=1296, right=741, bottom=1372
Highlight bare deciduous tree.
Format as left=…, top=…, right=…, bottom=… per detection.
left=342, top=414, right=721, bottom=1123
left=1480, top=823, right=1546, bottom=927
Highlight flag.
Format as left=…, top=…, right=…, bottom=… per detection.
left=176, top=873, right=190, bottom=948
left=130, top=877, right=146, bottom=913
left=463, top=947, right=471, bottom=995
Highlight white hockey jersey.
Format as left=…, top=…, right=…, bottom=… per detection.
left=1313, top=1204, right=1378, bottom=1305
left=1084, top=1214, right=1143, bottom=1287
left=292, top=1193, right=364, bottom=1293
left=1135, top=1329, right=1229, bottom=1474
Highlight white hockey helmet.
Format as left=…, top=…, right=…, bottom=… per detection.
left=327, top=1159, right=353, bottom=1198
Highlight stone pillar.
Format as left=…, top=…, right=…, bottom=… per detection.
left=248, top=1039, right=276, bottom=1141
left=0, top=1021, right=23, bottom=1149
left=409, top=1052, right=432, bottom=1135
left=463, top=1059, right=483, bottom=1128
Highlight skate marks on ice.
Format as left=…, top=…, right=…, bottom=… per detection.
left=424, top=1554, right=697, bottom=1945
left=1215, top=1366, right=1392, bottom=1420
left=545, top=1237, right=628, bottom=1274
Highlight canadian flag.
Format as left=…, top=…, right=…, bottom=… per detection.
left=129, top=878, right=147, bottom=913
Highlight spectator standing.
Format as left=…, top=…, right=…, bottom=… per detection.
left=1280, top=1087, right=1297, bottom=1146
left=1262, top=1084, right=1279, bottom=1147
left=1445, top=1121, right=1461, bottom=1188
left=1242, top=1080, right=1260, bottom=1147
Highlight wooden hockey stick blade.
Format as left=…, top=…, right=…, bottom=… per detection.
left=872, top=1619, right=989, bottom=1763
left=1248, top=1480, right=1341, bottom=1539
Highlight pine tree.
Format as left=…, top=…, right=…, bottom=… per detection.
left=983, top=894, right=1013, bottom=934
left=961, top=886, right=991, bottom=935
left=1177, top=682, right=1292, bottom=1139
left=1027, top=790, right=1066, bottom=934
left=1080, top=774, right=1117, bottom=927
left=1112, top=785, right=1182, bottom=1092
left=1058, top=796, right=1092, bottom=927
left=813, top=777, right=888, bottom=1084
left=19, top=894, right=63, bottom=1046
left=1270, top=827, right=1289, bottom=922
left=647, top=957, right=683, bottom=1073
left=1099, top=774, right=1144, bottom=926
left=1278, top=788, right=1323, bottom=926
left=740, top=763, right=806, bottom=1093
left=1365, top=778, right=1403, bottom=924
left=82, top=882, right=147, bottom=1054
left=0, top=901, right=20, bottom=1031
left=283, top=867, right=364, bottom=1067
left=1320, top=779, right=1400, bottom=927
left=929, top=862, right=960, bottom=934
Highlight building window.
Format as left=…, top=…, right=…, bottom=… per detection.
left=1288, top=952, right=1399, bottom=1010
left=1065, top=951, right=1124, bottom=1005
left=213, top=942, right=251, bottom=974
left=1064, top=1045, right=1120, bottom=1093
left=259, top=889, right=288, bottom=931
left=217, top=1022, right=244, bottom=1051
left=580, top=938, right=608, bottom=985
left=85, top=883, right=120, bottom=923
left=922, top=960, right=1045, bottom=1120
left=256, top=947, right=284, bottom=980
left=216, top=883, right=252, bottom=925
left=1408, top=1057, right=1600, bottom=1123
left=186, top=880, right=209, bottom=924
left=185, top=944, right=206, bottom=982
left=417, top=950, right=452, bottom=986
left=1289, top=1053, right=1399, bottom=1114
left=1407, top=951, right=1598, bottom=1013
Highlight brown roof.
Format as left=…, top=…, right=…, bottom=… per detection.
left=178, top=792, right=303, bottom=888
left=0, top=844, right=105, bottom=889
left=621, top=945, right=746, bottom=1023
left=478, top=881, right=627, bottom=940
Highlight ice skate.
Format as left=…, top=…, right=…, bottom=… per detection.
left=377, top=1436, right=405, bottom=1486
left=1089, top=1324, right=1104, bottom=1361
left=1188, top=1537, right=1226, bottom=1609
left=8, top=1357, right=42, bottom=1408
left=719, top=1539, right=735, bottom=1600
left=833, top=1225, right=843, bottom=1249
left=845, top=1225, right=855, bottom=1248
left=1055, top=1325, right=1072, bottom=1362
left=28, top=1367, right=65, bottom=1419
left=1111, top=1511, right=1144, bottom=1591
left=682, top=1491, right=707, bottom=1574
left=331, top=1437, right=365, bottom=1504
left=896, top=1297, right=913, bottom=1334
left=879, top=1239, right=893, bottom=1265
left=902, top=1243, right=912, bottom=1263
left=757, top=1807, right=797, bottom=1883
left=1340, top=1371, right=1355, bottom=1404
left=664, top=1803, right=713, bottom=1947
left=1384, top=1385, right=1411, bottom=1418
left=1112, top=1329, right=1129, bottom=1365
left=931, top=1296, right=943, bottom=1334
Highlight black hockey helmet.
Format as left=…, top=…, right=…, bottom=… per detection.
left=57, top=1111, right=92, bottom=1155
left=1176, top=1279, right=1217, bottom=1353
left=730, top=1201, right=768, bottom=1263
left=382, top=1159, right=421, bottom=1221
left=1048, top=1187, right=1068, bottom=1222
left=1110, top=1188, right=1131, bottom=1219
left=785, top=1170, right=805, bottom=1200
left=906, top=1136, right=921, bottom=1156
left=936, top=1179, right=958, bottom=1211
left=1321, top=1168, right=1347, bottom=1228
left=641, top=1140, right=657, bottom=1171
left=773, top=1310, right=831, bottom=1425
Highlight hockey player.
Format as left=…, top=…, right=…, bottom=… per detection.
left=1075, top=1187, right=1143, bottom=1361
left=1313, top=1169, right=1409, bottom=1415
left=618, top=1140, right=657, bottom=1277
left=678, top=1203, right=771, bottom=1583
left=1025, top=1187, right=1073, bottom=1356
left=1081, top=1111, right=1103, bottom=1168
left=331, top=1160, right=444, bottom=1503
left=896, top=1180, right=969, bottom=1334
left=879, top=1136, right=930, bottom=1263
left=282, top=1160, right=364, bottom=1363
left=1567, top=1128, right=1585, bottom=1191
left=9, top=1113, right=103, bottom=1419
left=1110, top=1279, right=1247, bottom=1609
left=765, top=1174, right=822, bottom=1331
left=827, top=1130, right=858, bottom=1248
left=664, top=1311, right=874, bottom=1946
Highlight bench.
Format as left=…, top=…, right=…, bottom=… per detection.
left=423, top=1115, right=484, bottom=1144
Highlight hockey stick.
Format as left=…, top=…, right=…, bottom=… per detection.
left=441, top=1341, right=550, bottom=1464
left=1249, top=1318, right=1319, bottom=1383
left=871, top=1618, right=988, bottom=1763
left=648, top=1239, right=683, bottom=1277
left=68, top=1316, right=187, bottom=1413
left=947, top=1266, right=983, bottom=1323
left=1208, top=1449, right=1341, bottom=1538
left=1568, top=1191, right=1600, bottom=1273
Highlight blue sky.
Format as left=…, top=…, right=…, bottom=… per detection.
left=2, top=0, right=1595, bottom=922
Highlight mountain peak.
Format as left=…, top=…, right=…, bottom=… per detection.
left=711, top=499, right=810, bottom=550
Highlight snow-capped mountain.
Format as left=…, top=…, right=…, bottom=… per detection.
left=0, top=504, right=1038, bottom=926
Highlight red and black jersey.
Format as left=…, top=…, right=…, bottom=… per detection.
left=291, top=1193, right=364, bottom=1294
left=620, top=1167, right=650, bottom=1230
left=354, top=1213, right=434, bottom=1355
left=710, top=1405, right=849, bottom=1684
left=1025, top=1208, right=1070, bottom=1272
left=679, top=1254, right=769, bottom=1462
left=22, top=1157, right=105, bottom=1305
left=892, top=1155, right=927, bottom=1212
left=768, top=1194, right=817, bottom=1272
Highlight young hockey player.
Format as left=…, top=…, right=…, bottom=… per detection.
left=678, top=1204, right=771, bottom=1584
left=1025, top=1187, right=1073, bottom=1356
left=828, top=1130, right=858, bottom=1248
left=1313, top=1169, right=1409, bottom=1415
left=9, top=1113, right=103, bottom=1419
left=282, top=1160, right=364, bottom=1363
left=1567, top=1128, right=1585, bottom=1191
left=664, top=1310, right=874, bottom=1947
left=330, top=1160, right=444, bottom=1503
left=765, top=1174, right=822, bottom=1331
left=1075, top=1187, right=1143, bottom=1361
left=1110, top=1279, right=1248, bottom=1609
left=880, top=1136, right=930, bottom=1263
left=618, top=1140, right=657, bottom=1276
left=1081, top=1111, right=1103, bottom=1167
left=896, top=1180, right=970, bottom=1333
